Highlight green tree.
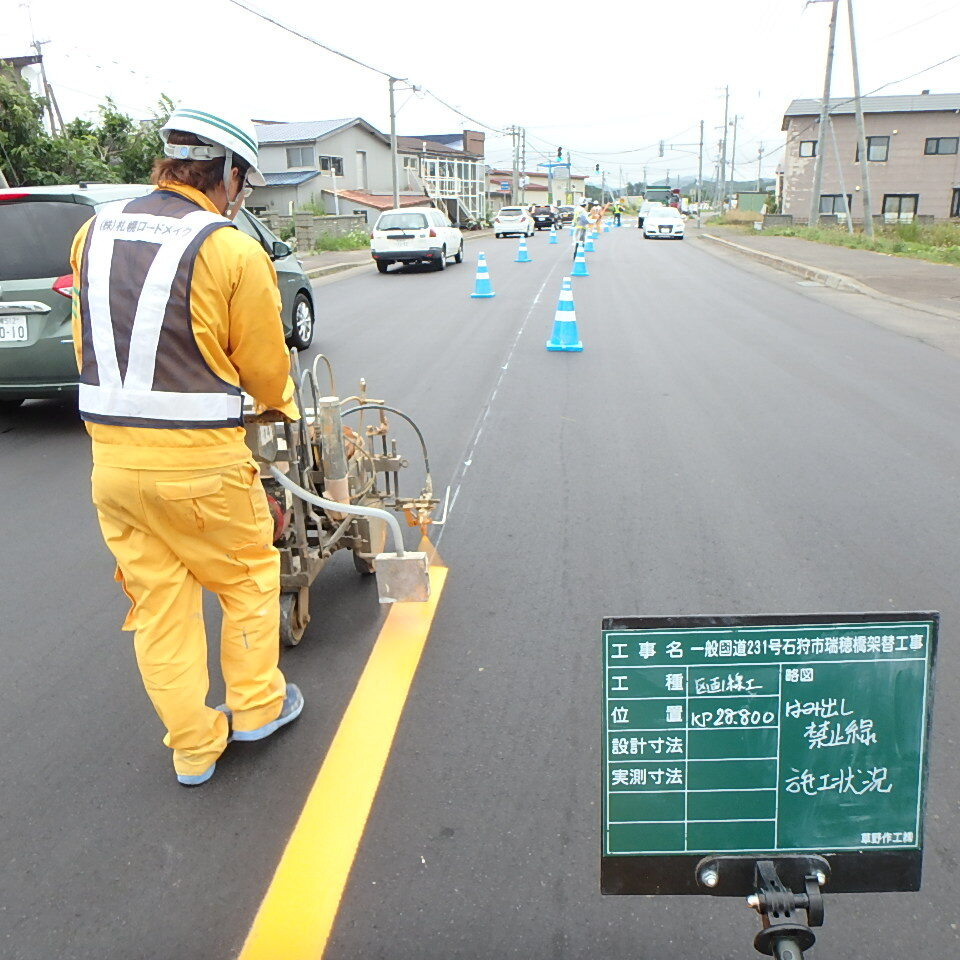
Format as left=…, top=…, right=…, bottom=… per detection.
left=0, top=73, right=172, bottom=186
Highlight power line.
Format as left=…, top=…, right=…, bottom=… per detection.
left=224, top=0, right=507, bottom=137
left=224, top=0, right=398, bottom=79
left=757, top=51, right=960, bottom=166
left=420, top=90, right=506, bottom=135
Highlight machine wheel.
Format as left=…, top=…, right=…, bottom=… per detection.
left=376, top=260, right=390, bottom=273
left=353, top=552, right=376, bottom=575
left=279, top=590, right=309, bottom=647
left=454, top=243, right=463, bottom=263
left=287, top=292, right=315, bottom=351
left=435, top=247, right=447, bottom=270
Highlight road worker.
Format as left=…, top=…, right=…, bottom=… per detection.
left=572, top=198, right=591, bottom=255
left=70, top=106, right=304, bottom=786
left=613, top=200, right=623, bottom=227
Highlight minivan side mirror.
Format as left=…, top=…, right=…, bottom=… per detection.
left=271, top=240, right=292, bottom=260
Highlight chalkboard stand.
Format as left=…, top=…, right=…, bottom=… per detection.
left=695, top=855, right=829, bottom=958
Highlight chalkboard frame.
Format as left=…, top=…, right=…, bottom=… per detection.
left=600, top=611, right=939, bottom=896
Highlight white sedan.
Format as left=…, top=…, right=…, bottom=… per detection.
left=370, top=207, right=464, bottom=272
left=643, top=205, right=685, bottom=240
left=493, top=206, right=534, bottom=238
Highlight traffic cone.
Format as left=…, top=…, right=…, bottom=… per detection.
left=515, top=236, right=532, bottom=263
left=546, top=277, right=583, bottom=352
left=603, top=221, right=611, bottom=233
left=571, top=243, right=589, bottom=277
left=549, top=226, right=558, bottom=244
left=585, top=234, right=595, bottom=253
left=470, top=252, right=496, bottom=298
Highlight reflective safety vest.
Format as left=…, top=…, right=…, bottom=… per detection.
left=78, top=190, right=243, bottom=429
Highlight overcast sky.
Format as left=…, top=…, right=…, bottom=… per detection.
left=4, top=0, right=959, bottom=187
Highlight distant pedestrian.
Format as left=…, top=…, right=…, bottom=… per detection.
left=613, top=201, right=623, bottom=227
left=572, top=199, right=591, bottom=257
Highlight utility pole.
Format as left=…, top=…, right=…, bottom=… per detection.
left=33, top=41, right=58, bottom=136
left=713, top=142, right=723, bottom=206
left=809, top=0, right=839, bottom=226
left=847, top=0, right=875, bottom=236
left=729, top=114, right=740, bottom=190
left=511, top=126, right=520, bottom=207
left=719, top=85, right=730, bottom=212
left=756, top=143, right=763, bottom=192
left=520, top=127, right=526, bottom=204
left=388, top=77, right=399, bottom=209
left=642, top=165, right=647, bottom=193
left=697, top=119, right=704, bottom=227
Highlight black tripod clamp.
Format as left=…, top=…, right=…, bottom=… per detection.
left=695, top=855, right=829, bottom=959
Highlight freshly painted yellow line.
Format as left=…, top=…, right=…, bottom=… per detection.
left=237, top=561, right=448, bottom=960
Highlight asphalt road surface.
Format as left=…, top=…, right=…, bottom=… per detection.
left=2, top=224, right=959, bottom=960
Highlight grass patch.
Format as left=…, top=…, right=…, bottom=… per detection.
left=713, top=209, right=764, bottom=225
left=312, top=228, right=371, bottom=252
left=760, top=221, right=960, bottom=267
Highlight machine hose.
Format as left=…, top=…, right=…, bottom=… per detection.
left=268, top=466, right=406, bottom=558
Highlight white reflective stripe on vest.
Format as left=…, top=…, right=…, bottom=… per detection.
left=83, top=202, right=229, bottom=395
left=78, top=383, right=242, bottom=422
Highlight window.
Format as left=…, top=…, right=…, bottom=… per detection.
left=377, top=213, right=428, bottom=230
left=319, top=155, right=344, bottom=176
left=799, top=140, right=817, bottom=158
left=950, top=189, right=960, bottom=218
left=924, top=137, right=958, bottom=155
left=882, top=194, right=918, bottom=220
left=0, top=200, right=94, bottom=280
left=286, top=146, right=314, bottom=168
left=819, top=194, right=852, bottom=215
left=403, top=156, right=418, bottom=170
left=855, top=136, right=889, bottom=162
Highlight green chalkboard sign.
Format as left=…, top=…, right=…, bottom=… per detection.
left=600, top=613, right=938, bottom=895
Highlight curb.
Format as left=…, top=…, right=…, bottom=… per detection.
left=305, top=261, right=368, bottom=280
left=699, top=233, right=960, bottom=323
left=304, top=229, right=496, bottom=283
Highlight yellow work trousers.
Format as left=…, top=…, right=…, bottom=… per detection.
left=92, top=460, right=287, bottom=778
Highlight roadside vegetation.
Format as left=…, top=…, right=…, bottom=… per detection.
left=766, top=221, right=960, bottom=267
left=0, top=73, right=170, bottom=185
left=312, top=228, right=371, bottom=253
left=715, top=213, right=960, bottom=267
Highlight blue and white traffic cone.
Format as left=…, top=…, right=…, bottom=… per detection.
left=546, top=277, right=583, bottom=352
left=549, top=226, right=558, bottom=244
left=571, top=243, right=589, bottom=277
left=515, top=236, right=532, bottom=263
left=603, top=220, right=611, bottom=233
left=584, top=234, right=596, bottom=253
left=470, top=251, right=496, bottom=298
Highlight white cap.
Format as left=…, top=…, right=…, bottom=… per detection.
left=160, top=107, right=266, bottom=186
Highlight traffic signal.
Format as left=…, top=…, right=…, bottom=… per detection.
left=595, top=163, right=600, bottom=173
left=557, top=146, right=563, bottom=160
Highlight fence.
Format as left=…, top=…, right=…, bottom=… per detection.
left=260, top=213, right=367, bottom=249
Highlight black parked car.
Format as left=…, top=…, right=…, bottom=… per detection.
left=531, top=205, right=561, bottom=230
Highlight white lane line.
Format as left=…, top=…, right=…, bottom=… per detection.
left=436, top=262, right=561, bottom=546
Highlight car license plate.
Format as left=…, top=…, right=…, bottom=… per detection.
left=0, top=316, right=29, bottom=343
left=659, top=226, right=671, bottom=234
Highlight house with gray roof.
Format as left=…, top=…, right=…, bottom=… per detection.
left=780, top=91, right=960, bottom=222
left=250, top=117, right=394, bottom=215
